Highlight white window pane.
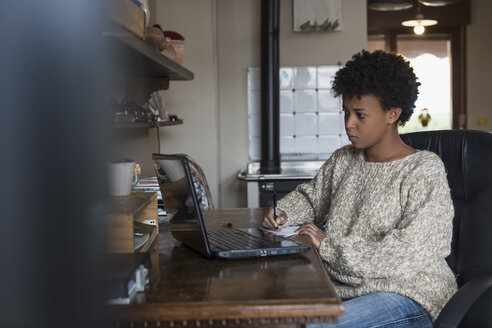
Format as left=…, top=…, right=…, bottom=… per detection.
left=397, top=38, right=452, bottom=133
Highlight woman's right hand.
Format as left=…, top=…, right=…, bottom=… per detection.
left=262, top=207, right=287, bottom=231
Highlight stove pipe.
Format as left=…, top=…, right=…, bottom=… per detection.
left=260, top=0, right=280, bottom=174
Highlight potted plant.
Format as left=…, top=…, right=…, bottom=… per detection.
left=418, top=108, right=431, bottom=127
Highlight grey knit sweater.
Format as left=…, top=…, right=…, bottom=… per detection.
left=278, top=145, right=458, bottom=321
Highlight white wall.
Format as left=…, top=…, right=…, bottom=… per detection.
left=466, top=0, right=492, bottom=131
left=151, top=0, right=220, bottom=204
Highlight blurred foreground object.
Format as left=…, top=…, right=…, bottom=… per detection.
left=0, top=1, right=110, bottom=327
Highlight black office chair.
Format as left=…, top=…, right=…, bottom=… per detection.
left=401, top=130, right=492, bottom=328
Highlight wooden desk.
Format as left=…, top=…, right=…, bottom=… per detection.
left=110, top=208, right=344, bottom=327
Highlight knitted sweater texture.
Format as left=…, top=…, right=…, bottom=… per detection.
left=278, top=145, right=458, bottom=321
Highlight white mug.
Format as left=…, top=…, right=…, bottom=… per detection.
left=108, top=160, right=139, bottom=196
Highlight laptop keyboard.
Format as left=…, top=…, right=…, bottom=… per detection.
left=207, top=229, right=277, bottom=250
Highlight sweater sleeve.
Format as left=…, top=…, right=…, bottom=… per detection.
left=319, top=156, right=454, bottom=279
left=277, top=148, right=344, bottom=227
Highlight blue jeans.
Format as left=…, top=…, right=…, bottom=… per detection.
left=307, top=292, right=433, bottom=328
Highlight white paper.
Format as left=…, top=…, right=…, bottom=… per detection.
left=261, top=225, right=300, bottom=237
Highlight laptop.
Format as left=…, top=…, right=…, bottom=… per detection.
left=152, top=153, right=310, bottom=259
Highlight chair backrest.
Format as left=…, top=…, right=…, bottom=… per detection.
left=401, top=130, right=492, bottom=287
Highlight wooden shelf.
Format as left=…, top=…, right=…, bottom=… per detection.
left=155, top=119, right=183, bottom=127
left=107, top=192, right=159, bottom=253
left=104, top=29, right=194, bottom=80
left=111, top=119, right=183, bottom=129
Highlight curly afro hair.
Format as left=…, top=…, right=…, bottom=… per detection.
left=331, top=50, right=420, bottom=126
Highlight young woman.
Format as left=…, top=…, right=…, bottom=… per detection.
left=263, top=50, right=457, bottom=328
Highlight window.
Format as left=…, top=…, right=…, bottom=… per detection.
left=367, top=1, right=469, bottom=130
left=368, top=36, right=453, bottom=133
left=368, top=26, right=466, bottom=131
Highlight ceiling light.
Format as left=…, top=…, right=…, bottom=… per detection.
left=413, top=25, right=425, bottom=35
left=368, top=0, right=413, bottom=11
left=402, top=13, right=438, bottom=27
left=401, top=3, right=437, bottom=35
left=418, top=0, right=459, bottom=6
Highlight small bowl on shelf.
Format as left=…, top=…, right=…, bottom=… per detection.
left=170, top=40, right=185, bottom=64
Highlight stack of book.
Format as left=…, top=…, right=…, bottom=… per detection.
left=134, top=177, right=159, bottom=192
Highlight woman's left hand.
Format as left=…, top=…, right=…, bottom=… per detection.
left=296, top=224, right=326, bottom=249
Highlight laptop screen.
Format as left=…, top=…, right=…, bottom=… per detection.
left=152, top=154, right=212, bottom=256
